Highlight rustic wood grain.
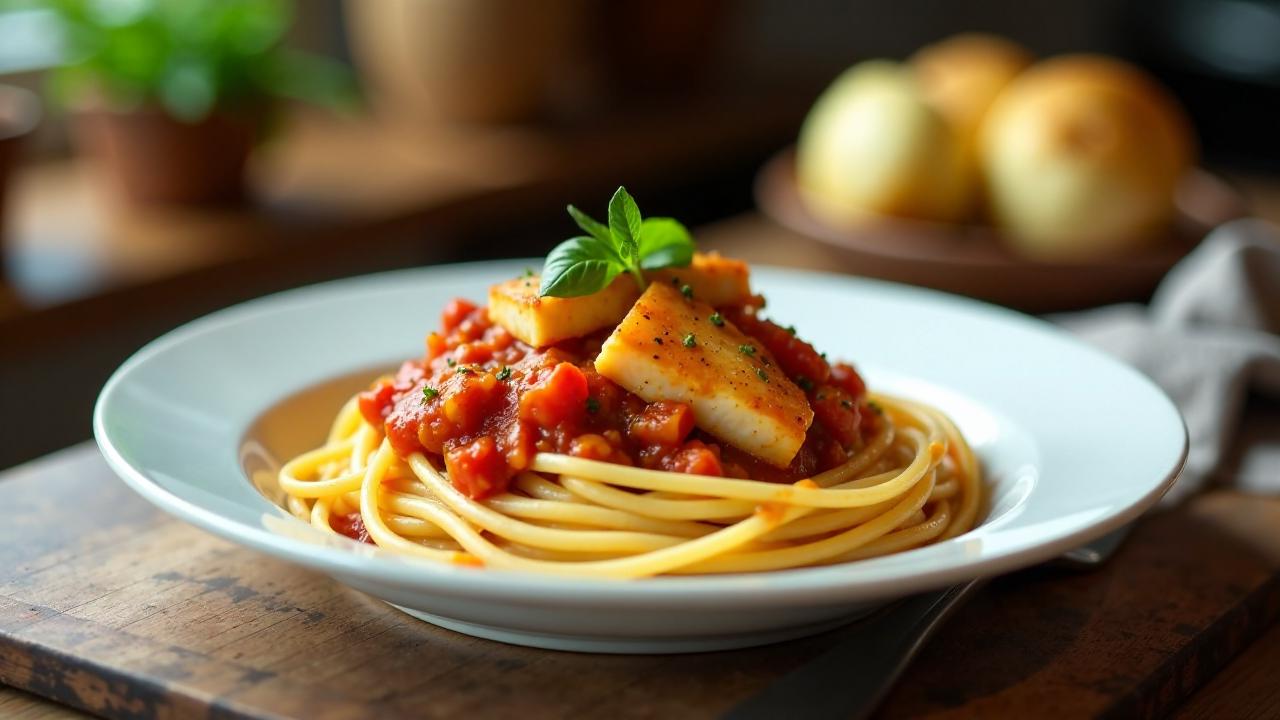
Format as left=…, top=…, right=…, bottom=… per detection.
left=876, top=491, right=1280, bottom=720
left=0, top=686, right=91, bottom=719
left=1173, top=621, right=1280, bottom=720
left=1, top=443, right=1278, bottom=719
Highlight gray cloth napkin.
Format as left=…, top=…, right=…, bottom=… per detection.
left=1056, top=218, right=1280, bottom=504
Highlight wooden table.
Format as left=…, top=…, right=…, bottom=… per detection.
left=2, top=93, right=815, bottom=319
left=1, top=410, right=1278, bottom=720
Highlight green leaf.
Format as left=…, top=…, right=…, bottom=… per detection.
left=637, top=217, right=694, bottom=270
left=222, top=0, right=290, bottom=54
left=43, top=0, right=354, bottom=120
left=567, top=204, right=612, bottom=246
left=258, top=49, right=360, bottom=112
left=546, top=188, right=699, bottom=296
left=539, top=237, right=623, bottom=297
left=607, top=186, right=642, bottom=266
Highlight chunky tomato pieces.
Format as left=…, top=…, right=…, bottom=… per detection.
left=724, top=307, right=830, bottom=385
left=357, top=297, right=872, bottom=499
left=358, top=302, right=716, bottom=499
left=520, top=362, right=589, bottom=428
left=721, top=304, right=873, bottom=480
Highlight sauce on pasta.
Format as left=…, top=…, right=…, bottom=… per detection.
left=356, top=297, right=878, bottom=509
left=275, top=251, right=984, bottom=577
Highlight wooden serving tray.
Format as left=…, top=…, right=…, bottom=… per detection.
left=1, top=444, right=1278, bottom=719
left=754, top=149, right=1249, bottom=313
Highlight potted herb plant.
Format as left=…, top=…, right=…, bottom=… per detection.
left=46, top=0, right=353, bottom=205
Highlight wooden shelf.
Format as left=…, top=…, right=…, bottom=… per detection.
left=0, top=89, right=815, bottom=323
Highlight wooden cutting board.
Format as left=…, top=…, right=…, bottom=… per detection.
left=1, top=444, right=1278, bottom=719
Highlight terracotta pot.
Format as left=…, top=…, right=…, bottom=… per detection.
left=73, top=106, right=258, bottom=206
left=344, top=0, right=583, bottom=125
left=0, top=85, right=41, bottom=277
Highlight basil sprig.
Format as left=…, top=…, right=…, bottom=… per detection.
left=539, top=186, right=695, bottom=298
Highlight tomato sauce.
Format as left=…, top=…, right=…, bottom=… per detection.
left=355, top=298, right=873, bottom=500
left=331, top=512, right=371, bottom=543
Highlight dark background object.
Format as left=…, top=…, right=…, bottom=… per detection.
left=73, top=107, right=258, bottom=206
left=1121, top=0, right=1280, bottom=171
left=0, top=85, right=39, bottom=278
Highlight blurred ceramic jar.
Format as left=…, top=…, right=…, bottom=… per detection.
left=345, top=0, right=583, bottom=125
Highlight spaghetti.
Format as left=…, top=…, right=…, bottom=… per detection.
left=279, top=374, right=980, bottom=577
left=276, top=253, right=982, bottom=578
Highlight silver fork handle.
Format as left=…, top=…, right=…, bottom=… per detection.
left=725, top=580, right=983, bottom=720
left=1055, top=524, right=1132, bottom=569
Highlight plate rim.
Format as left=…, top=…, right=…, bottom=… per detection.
left=94, top=261, right=1188, bottom=608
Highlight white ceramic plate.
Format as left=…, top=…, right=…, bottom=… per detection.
left=95, top=261, right=1186, bottom=653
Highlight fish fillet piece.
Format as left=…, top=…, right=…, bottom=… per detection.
left=594, top=282, right=812, bottom=467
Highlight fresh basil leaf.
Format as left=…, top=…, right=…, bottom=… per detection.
left=637, top=217, right=695, bottom=270
left=539, top=237, right=622, bottom=297
left=608, top=186, right=643, bottom=266
left=567, top=205, right=612, bottom=247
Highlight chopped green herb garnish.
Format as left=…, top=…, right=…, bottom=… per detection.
left=539, top=187, right=695, bottom=297
left=796, top=376, right=814, bottom=391
left=457, top=366, right=473, bottom=375
left=523, top=267, right=535, bottom=277
left=681, top=284, right=693, bottom=299
left=446, top=358, right=457, bottom=367
left=820, top=352, right=827, bottom=360
left=840, top=399, right=854, bottom=410
left=756, top=368, right=769, bottom=383
left=683, top=333, right=697, bottom=348
left=786, top=325, right=797, bottom=335
left=738, top=344, right=756, bottom=356
left=709, top=312, right=724, bottom=326
left=496, top=366, right=512, bottom=381
left=421, top=386, right=439, bottom=401
left=586, top=397, right=600, bottom=414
